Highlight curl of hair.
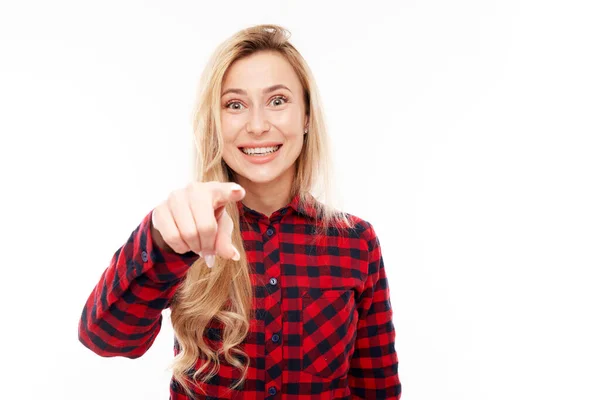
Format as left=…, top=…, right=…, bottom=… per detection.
left=168, top=23, right=356, bottom=399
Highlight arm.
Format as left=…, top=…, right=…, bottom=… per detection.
left=349, top=222, right=402, bottom=399
left=77, top=209, right=199, bottom=358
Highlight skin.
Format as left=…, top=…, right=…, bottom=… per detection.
left=220, top=50, right=308, bottom=217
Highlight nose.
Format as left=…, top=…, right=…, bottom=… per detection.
left=246, top=105, right=270, bottom=135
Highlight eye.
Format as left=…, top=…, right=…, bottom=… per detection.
left=270, top=95, right=288, bottom=107
left=225, top=101, right=245, bottom=110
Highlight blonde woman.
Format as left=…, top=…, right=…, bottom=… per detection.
left=78, top=24, right=401, bottom=399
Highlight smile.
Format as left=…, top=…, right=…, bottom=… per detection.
left=240, top=144, right=282, bottom=156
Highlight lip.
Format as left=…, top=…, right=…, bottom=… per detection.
left=238, top=144, right=282, bottom=165
left=237, top=142, right=283, bottom=149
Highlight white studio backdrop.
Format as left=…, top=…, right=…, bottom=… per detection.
left=0, top=0, right=598, bottom=399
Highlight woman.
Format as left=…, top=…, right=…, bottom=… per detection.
left=78, top=24, right=401, bottom=399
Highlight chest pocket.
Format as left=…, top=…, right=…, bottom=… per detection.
left=301, top=288, right=358, bottom=380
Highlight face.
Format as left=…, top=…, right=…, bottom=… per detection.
left=220, top=50, right=308, bottom=189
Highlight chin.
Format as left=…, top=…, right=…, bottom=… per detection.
left=239, top=170, right=283, bottom=184
left=224, top=151, right=298, bottom=185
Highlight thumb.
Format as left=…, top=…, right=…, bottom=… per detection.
left=231, top=244, right=241, bottom=261
left=230, top=183, right=246, bottom=201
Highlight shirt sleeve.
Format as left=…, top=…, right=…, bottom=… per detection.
left=348, top=222, right=402, bottom=399
left=77, top=208, right=199, bottom=358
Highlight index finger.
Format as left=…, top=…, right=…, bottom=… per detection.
left=208, top=182, right=246, bottom=219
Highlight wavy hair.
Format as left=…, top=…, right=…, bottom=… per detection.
left=168, top=24, right=356, bottom=398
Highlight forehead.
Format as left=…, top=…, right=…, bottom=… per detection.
left=222, top=51, right=302, bottom=92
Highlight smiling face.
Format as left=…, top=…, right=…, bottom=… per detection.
left=220, top=50, right=308, bottom=192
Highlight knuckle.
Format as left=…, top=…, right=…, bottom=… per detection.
left=179, top=229, right=199, bottom=243
left=163, top=239, right=187, bottom=254
left=151, top=208, right=160, bottom=226
left=196, top=222, right=217, bottom=236
left=188, top=187, right=206, bottom=204
left=185, top=181, right=196, bottom=191
left=162, top=233, right=181, bottom=246
left=167, top=190, right=182, bottom=206
left=186, top=181, right=200, bottom=193
left=166, top=234, right=196, bottom=254
left=173, top=245, right=190, bottom=254
left=189, top=182, right=210, bottom=199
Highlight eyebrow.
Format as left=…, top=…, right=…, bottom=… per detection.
left=221, top=84, right=292, bottom=97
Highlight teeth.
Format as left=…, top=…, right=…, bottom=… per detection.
left=241, top=145, right=280, bottom=155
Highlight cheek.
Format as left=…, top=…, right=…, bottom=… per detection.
left=272, top=109, right=303, bottom=127
left=221, top=112, right=245, bottom=133
left=220, top=116, right=240, bottom=143
left=221, top=145, right=240, bottom=171
left=222, top=137, right=240, bottom=160
left=219, top=130, right=239, bottom=162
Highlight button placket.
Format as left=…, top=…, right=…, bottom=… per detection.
left=262, top=221, right=283, bottom=392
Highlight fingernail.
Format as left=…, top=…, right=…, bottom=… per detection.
left=205, top=254, right=215, bottom=268
left=231, top=246, right=240, bottom=261
left=232, top=184, right=243, bottom=192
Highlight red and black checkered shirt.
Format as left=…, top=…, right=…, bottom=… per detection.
left=78, top=192, right=401, bottom=399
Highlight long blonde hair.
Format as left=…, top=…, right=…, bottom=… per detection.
left=168, top=24, right=355, bottom=398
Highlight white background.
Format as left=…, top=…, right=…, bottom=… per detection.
left=1, top=0, right=599, bottom=399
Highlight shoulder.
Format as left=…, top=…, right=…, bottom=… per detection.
left=335, top=211, right=380, bottom=249
left=338, top=212, right=384, bottom=278
left=308, top=196, right=380, bottom=247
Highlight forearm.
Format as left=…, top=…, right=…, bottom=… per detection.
left=349, top=221, right=402, bottom=398
left=78, top=209, right=199, bottom=357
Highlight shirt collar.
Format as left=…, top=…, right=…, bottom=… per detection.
left=236, top=191, right=319, bottom=221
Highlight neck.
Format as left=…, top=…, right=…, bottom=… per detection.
left=234, top=166, right=295, bottom=217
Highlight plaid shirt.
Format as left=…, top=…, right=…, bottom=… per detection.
left=78, top=192, right=401, bottom=399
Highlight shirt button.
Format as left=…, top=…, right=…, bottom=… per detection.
left=266, top=228, right=274, bottom=236
left=141, top=251, right=148, bottom=262
left=271, top=334, right=280, bottom=343
left=268, top=386, right=277, bottom=396
left=269, top=277, right=278, bottom=286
